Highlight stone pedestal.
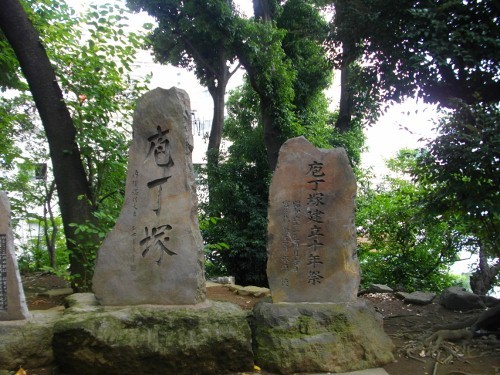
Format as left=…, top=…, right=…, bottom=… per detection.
left=0, top=310, right=61, bottom=370
left=251, top=301, right=394, bottom=374
left=0, top=192, right=30, bottom=320
left=52, top=295, right=254, bottom=375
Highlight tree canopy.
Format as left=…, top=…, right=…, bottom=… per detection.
left=328, top=0, right=500, bottom=128
left=414, top=101, right=499, bottom=294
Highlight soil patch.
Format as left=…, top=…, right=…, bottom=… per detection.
left=20, top=273, right=500, bottom=375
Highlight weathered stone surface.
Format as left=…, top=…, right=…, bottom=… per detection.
left=0, top=192, right=30, bottom=320
left=251, top=300, right=394, bottom=374
left=0, top=310, right=61, bottom=370
left=38, top=288, right=73, bottom=298
left=439, top=286, right=486, bottom=311
left=227, top=284, right=271, bottom=297
left=367, top=284, right=394, bottom=294
left=267, top=137, right=360, bottom=303
left=64, top=293, right=102, bottom=314
left=402, top=291, right=436, bottom=305
left=53, top=299, right=254, bottom=375
left=92, top=88, right=205, bottom=305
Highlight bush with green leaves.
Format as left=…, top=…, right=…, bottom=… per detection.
left=357, top=150, right=462, bottom=292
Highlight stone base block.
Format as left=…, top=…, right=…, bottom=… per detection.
left=0, top=310, right=62, bottom=370
left=53, top=295, right=254, bottom=375
left=251, top=300, right=394, bottom=374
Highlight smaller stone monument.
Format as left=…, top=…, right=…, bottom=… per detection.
left=0, top=191, right=30, bottom=320
left=92, top=87, right=205, bottom=306
left=267, top=136, right=360, bottom=303
left=254, top=137, right=393, bottom=374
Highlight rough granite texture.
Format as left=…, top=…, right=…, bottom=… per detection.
left=53, top=297, right=254, bottom=375
left=251, top=300, right=394, bottom=374
left=92, top=87, right=205, bottom=306
left=0, top=310, right=61, bottom=370
left=267, top=137, right=360, bottom=303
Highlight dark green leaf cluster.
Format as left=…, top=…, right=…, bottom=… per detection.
left=413, top=101, right=499, bottom=259
left=199, top=83, right=271, bottom=286
left=329, top=0, right=500, bottom=109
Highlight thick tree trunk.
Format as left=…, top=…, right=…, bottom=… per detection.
left=336, top=62, right=354, bottom=133
left=260, top=100, right=282, bottom=172
left=0, top=0, right=97, bottom=290
left=334, top=3, right=355, bottom=134
left=240, top=60, right=283, bottom=172
left=470, top=244, right=499, bottom=296
left=207, top=77, right=227, bottom=163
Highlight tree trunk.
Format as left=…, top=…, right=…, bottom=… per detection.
left=43, top=180, right=58, bottom=269
left=233, top=1, right=284, bottom=171
left=0, top=0, right=97, bottom=290
left=334, top=2, right=356, bottom=134
left=470, top=243, right=499, bottom=295
left=207, top=75, right=228, bottom=164
left=260, top=100, right=282, bottom=172
left=336, top=62, right=354, bottom=133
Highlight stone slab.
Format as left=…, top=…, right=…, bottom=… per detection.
left=252, top=300, right=394, bottom=374
left=403, top=291, right=436, bottom=305
left=267, top=137, right=360, bottom=303
left=439, top=286, right=486, bottom=311
left=38, top=288, right=74, bottom=298
left=0, top=310, right=61, bottom=370
left=0, top=192, right=30, bottom=320
left=53, top=298, right=254, bottom=375
left=92, top=87, right=205, bottom=306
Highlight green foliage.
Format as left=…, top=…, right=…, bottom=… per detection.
left=199, top=216, right=230, bottom=278
left=128, top=0, right=239, bottom=86
left=357, top=150, right=463, bottom=292
left=17, top=216, right=68, bottom=274
left=238, top=18, right=299, bottom=142
left=413, top=101, right=499, bottom=294
left=200, top=83, right=271, bottom=286
left=1, top=0, right=149, bottom=280
left=328, top=0, right=500, bottom=108
left=414, top=102, right=499, bottom=249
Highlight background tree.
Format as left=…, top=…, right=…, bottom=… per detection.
left=414, top=102, right=499, bottom=294
left=201, top=82, right=270, bottom=285
left=0, top=0, right=148, bottom=289
left=323, top=0, right=500, bottom=163
left=356, top=150, right=465, bottom=292
left=0, top=0, right=97, bottom=290
left=328, top=0, right=499, bottom=115
left=199, top=0, right=346, bottom=285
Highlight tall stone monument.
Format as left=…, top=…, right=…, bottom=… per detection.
left=267, top=136, right=360, bottom=303
left=0, top=191, right=30, bottom=320
left=92, top=87, right=206, bottom=305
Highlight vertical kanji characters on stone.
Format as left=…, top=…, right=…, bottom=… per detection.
left=92, top=87, right=205, bottom=306
left=267, top=136, right=360, bottom=303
